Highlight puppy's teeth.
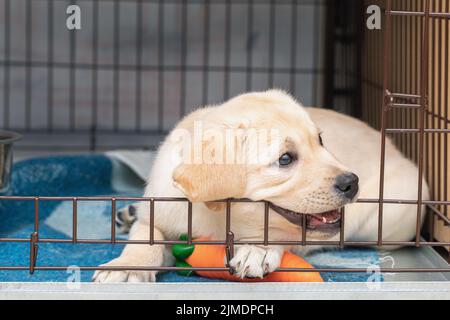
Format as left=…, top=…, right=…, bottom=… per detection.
left=322, top=217, right=327, bottom=223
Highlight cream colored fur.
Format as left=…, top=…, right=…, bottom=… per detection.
left=93, top=90, right=429, bottom=282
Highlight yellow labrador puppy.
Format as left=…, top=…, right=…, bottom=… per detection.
left=93, top=89, right=429, bottom=282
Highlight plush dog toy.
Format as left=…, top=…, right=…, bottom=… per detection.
left=172, top=235, right=323, bottom=282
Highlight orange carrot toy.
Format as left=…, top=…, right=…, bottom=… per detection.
left=172, top=235, right=323, bottom=282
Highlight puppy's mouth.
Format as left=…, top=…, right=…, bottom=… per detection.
left=268, top=202, right=341, bottom=231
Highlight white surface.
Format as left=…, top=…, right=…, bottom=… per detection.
left=1, top=282, right=450, bottom=300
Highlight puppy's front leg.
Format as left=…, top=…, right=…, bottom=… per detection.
left=229, top=245, right=284, bottom=279
left=92, top=221, right=171, bottom=283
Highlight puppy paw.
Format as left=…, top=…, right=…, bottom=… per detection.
left=92, top=257, right=156, bottom=283
left=115, top=204, right=138, bottom=234
left=229, top=245, right=282, bottom=279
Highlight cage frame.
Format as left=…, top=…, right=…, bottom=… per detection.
left=0, top=0, right=449, bottom=278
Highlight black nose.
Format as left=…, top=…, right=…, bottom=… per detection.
left=334, top=173, right=359, bottom=200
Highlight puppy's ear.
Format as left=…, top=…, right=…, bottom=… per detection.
left=172, top=116, right=250, bottom=209
left=172, top=163, right=246, bottom=204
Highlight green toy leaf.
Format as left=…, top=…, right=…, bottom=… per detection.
left=171, top=234, right=195, bottom=260
left=175, top=260, right=194, bottom=277
left=172, top=244, right=195, bottom=260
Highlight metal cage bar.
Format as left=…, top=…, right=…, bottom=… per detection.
left=0, top=196, right=449, bottom=274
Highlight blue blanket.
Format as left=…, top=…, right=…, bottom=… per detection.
left=0, top=156, right=382, bottom=282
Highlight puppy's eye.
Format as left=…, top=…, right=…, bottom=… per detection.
left=318, top=133, right=324, bottom=146
left=278, top=153, right=295, bottom=167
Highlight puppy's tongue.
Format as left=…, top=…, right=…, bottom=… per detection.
left=307, top=210, right=341, bottom=227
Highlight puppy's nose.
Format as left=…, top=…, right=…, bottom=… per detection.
left=334, top=172, right=359, bottom=200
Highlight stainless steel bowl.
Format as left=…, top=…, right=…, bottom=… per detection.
left=0, top=130, right=21, bottom=193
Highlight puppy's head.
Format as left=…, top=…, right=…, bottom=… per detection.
left=172, top=89, right=359, bottom=239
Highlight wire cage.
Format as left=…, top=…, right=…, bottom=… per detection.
left=0, top=0, right=449, bottom=279
left=362, top=0, right=450, bottom=259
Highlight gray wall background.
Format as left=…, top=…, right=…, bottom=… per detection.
left=0, top=0, right=326, bottom=134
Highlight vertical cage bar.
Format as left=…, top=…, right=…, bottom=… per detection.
left=415, top=0, right=431, bottom=247
left=408, top=0, right=413, bottom=164
left=149, top=199, right=155, bottom=245
left=430, top=0, right=436, bottom=232
left=113, top=0, right=120, bottom=132
left=111, top=198, right=116, bottom=244
left=187, top=201, right=193, bottom=244
left=340, top=206, right=345, bottom=248
left=179, top=0, right=188, bottom=117
left=29, top=232, right=38, bottom=274
left=415, top=0, right=420, bottom=165
left=437, top=0, right=443, bottom=228
left=3, top=0, right=10, bottom=129
left=301, top=213, right=306, bottom=245
left=428, top=0, right=435, bottom=246
left=377, top=0, right=393, bottom=246
left=400, top=0, right=407, bottom=156
left=410, top=1, right=420, bottom=162
left=202, top=0, right=210, bottom=106
left=135, top=0, right=143, bottom=132
left=225, top=199, right=234, bottom=265
left=391, top=0, right=397, bottom=146
left=226, top=231, right=234, bottom=267
left=445, top=0, right=449, bottom=220
left=29, top=197, right=40, bottom=274
left=34, top=197, right=40, bottom=234
left=263, top=202, right=269, bottom=246
left=412, top=0, right=418, bottom=165
left=226, top=199, right=231, bottom=238
left=72, top=198, right=77, bottom=243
